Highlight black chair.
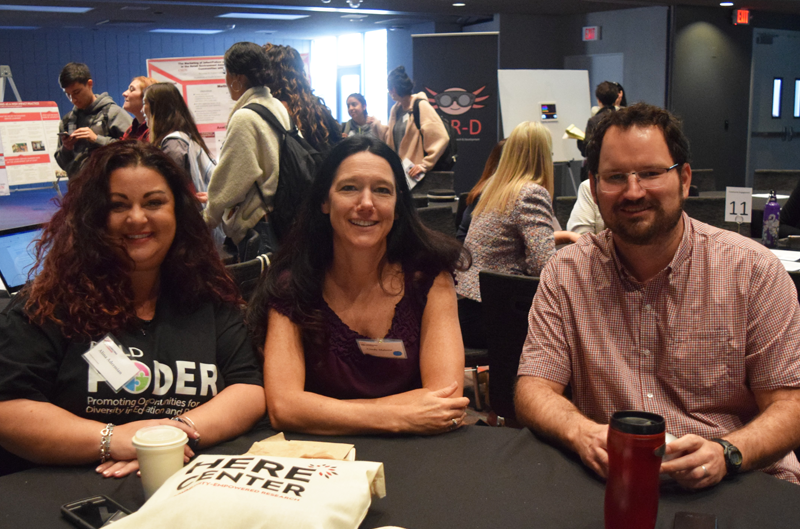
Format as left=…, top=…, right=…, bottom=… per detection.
left=417, top=205, right=456, bottom=238
left=226, top=253, right=270, bottom=302
left=455, top=192, right=469, bottom=230
left=464, top=347, right=489, bottom=411
left=479, top=270, right=540, bottom=427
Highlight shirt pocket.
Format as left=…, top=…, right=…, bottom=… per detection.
left=666, top=328, right=734, bottom=411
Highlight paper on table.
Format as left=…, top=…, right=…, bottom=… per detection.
left=770, top=249, right=800, bottom=262
left=781, top=260, right=800, bottom=272
left=246, top=432, right=356, bottom=461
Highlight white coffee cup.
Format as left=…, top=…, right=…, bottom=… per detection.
left=132, top=425, right=188, bottom=499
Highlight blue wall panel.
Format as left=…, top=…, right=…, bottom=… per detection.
left=0, top=28, right=309, bottom=116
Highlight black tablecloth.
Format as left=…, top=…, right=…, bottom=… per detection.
left=1, top=425, right=799, bottom=529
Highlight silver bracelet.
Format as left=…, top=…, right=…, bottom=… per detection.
left=99, top=423, right=115, bottom=463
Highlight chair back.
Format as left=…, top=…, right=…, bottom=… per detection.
left=417, top=205, right=456, bottom=238
left=479, top=270, right=540, bottom=425
left=226, top=253, right=270, bottom=302
left=455, top=192, right=469, bottom=230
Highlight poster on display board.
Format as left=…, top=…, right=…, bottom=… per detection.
left=0, top=101, right=62, bottom=194
left=412, top=32, right=498, bottom=195
left=146, top=53, right=310, bottom=161
left=147, top=56, right=233, bottom=160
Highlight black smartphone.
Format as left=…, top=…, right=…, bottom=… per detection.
left=58, top=131, right=71, bottom=137
left=61, top=496, right=132, bottom=529
left=674, top=511, right=718, bottom=529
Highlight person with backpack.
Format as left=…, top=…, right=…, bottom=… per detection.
left=55, top=62, right=132, bottom=178
left=372, top=66, right=449, bottom=185
left=203, top=42, right=292, bottom=261
left=143, top=83, right=216, bottom=201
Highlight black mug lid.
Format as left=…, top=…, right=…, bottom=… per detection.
left=610, top=411, right=665, bottom=435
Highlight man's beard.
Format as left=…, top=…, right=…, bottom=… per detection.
left=606, top=193, right=684, bottom=246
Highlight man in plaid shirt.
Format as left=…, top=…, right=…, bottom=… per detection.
left=516, top=103, right=800, bottom=488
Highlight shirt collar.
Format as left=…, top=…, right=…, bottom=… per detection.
left=606, top=211, right=694, bottom=286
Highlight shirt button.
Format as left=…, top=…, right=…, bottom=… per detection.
left=647, top=393, right=654, bottom=399
left=644, top=304, right=652, bottom=311
left=642, top=349, right=651, bottom=357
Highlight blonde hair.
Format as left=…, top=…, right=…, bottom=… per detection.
left=473, top=121, right=554, bottom=216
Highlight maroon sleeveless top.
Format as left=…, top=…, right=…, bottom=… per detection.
left=271, top=274, right=435, bottom=400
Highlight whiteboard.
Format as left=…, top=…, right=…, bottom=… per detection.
left=498, top=70, right=591, bottom=163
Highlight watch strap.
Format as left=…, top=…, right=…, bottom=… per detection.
left=710, top=438, right=741, bottom=476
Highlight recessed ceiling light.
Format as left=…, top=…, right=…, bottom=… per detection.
left=217, top=13, right=308, bottom=20
left=720, top=2, right=733, bottom=5
left=0, top=4, right=93, bottom=13
left=150, top=28, right=226, bottom=34
left=0, top=25, right=40, bottom=29
left=453, top=2, right=466, bottom=6
left=341, top=14, right=368, bottom=18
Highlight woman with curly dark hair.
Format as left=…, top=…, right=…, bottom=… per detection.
left=0, top=141, right=265, bottom=477
left=249, top=136, right=469, bottom=436
left=262, top=43, right=341, bottom=153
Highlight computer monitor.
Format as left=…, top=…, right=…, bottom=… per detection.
left=0, top=224, right=44, bottom=294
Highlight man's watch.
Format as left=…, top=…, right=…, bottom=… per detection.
left=710, top=438, right=742, bottom=477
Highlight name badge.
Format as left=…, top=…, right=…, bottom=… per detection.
left=402, top=112, right=409, bottom=124
left=82, top=333, right=139, bottom=392
left=356, top=339, right=408, bottom=359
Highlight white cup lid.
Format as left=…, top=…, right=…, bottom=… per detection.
left=132, top=425, right=188, bottom=449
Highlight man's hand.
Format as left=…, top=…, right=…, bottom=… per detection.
left=60, top=134, right=77, bottom=150
left=70, top=127, right=98, bottom=143
left=408, top=164, right=424, bottom=178
left=574, top=421, right=610, bottom=478
left=660, top=434, right=726, bottom=489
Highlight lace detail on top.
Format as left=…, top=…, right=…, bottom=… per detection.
left=270, top=273, right=436, bottom=400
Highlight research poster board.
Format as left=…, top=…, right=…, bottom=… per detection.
left=498, top=70, right=591, bottom=163
left=147, top=56, right=233, bottom=160
left=0, top=101, right=61, bottom=193
left=147, top=53, right=311, bottom=161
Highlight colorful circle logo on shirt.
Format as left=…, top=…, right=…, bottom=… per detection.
left=124, top=361, right=152, bottom=394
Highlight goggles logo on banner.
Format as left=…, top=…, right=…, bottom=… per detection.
left=425, top=86, right=490, bottom=136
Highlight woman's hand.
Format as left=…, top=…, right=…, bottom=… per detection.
left=392, top=381, right=469, bottom=435
left=97, top=418, right=198, bottom=477
left=408, top=164, right=425, bottom=178
left=195, top=192, right=208, bottom=204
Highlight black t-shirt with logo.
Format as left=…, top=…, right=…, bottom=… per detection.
left=0, top=296, right=262, bottom=474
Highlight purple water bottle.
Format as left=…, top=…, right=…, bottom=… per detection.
left=762, top=189, right=780, bottom=248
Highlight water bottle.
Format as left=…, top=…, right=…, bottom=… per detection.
left=762, top=189, right=780, bottom=248
left=604, top=411, right=665, bottom=529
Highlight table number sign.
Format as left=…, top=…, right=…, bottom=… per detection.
left=725, top=187, right=752, bottom=224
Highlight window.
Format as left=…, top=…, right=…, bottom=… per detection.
left=310, top=30, right=388, bottom=124
left=772, top=78, right=782, bottom=118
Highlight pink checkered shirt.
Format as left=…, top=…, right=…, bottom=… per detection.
left=518, top=213, right=800, bottom=483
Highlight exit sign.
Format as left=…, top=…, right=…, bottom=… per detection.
left=582, top=26, right=601, bottom=41
left=733, top=9, right=750, bottom=25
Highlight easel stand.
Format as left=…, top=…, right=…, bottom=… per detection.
left=0, top=66, right=22, bottom=103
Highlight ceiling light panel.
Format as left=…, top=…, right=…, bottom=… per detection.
left=217, top=13, right=309, bottom=20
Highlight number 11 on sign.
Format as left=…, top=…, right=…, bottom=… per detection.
left=725, top=187, right=752, bottom=224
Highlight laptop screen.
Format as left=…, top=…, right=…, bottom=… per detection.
left=0, top=225, right=44, bottom=294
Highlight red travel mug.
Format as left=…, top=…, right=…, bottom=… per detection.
left=604, top=411, right=665, bottom=529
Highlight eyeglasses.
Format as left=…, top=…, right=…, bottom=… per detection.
left=435, top=91, right=475, bottom=108
left=595, top=163, right=681, bottom=193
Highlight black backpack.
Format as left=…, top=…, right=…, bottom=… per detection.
left=245, top=103, right=324, bottom=242
left=412, top=99, right=458, bottom=172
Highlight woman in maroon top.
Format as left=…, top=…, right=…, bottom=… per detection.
left=249, top=136, right=470, bottom=435
left=121, top=76, right=156, bottom=141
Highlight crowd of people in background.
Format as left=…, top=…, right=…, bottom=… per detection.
left=1, top=45, right=799, bottom=494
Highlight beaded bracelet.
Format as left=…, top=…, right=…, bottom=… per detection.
left=99, top=423, right=115, bottom=463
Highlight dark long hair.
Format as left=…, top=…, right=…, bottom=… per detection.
left=144, top=82, right=210, bottom=157
left=224, top=42, right=271, bottom=88
left=247, top=135, right=469, bottom=352
left=24, top=141, right=241, bottom=339
left=262, top=43, right=337, bottom=152
left=466, top=138, right=506, bottom=206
